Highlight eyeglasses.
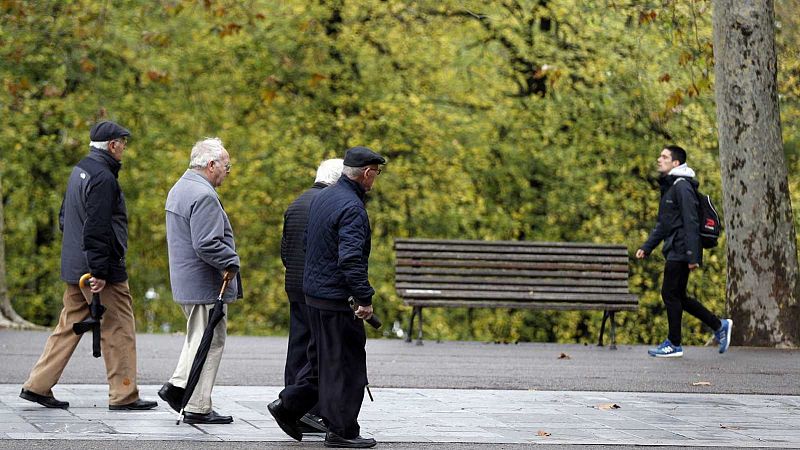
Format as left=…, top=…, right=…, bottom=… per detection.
left=367, top=167, right=382, bottom=176
left=214, top=160, right=232, bottom=173
left=113, top=137, right=128, bottom=145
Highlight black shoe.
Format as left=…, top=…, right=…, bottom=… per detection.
left=182, top=410, right=234, bottom=424
left=109, top=399, right=158, bottom=410
left=19, top=388, right=69, bottom=409
left=325, top=431, right=377, bottom=448
left=297, top=412, right=328, bottom=434
left=267, top=399, right=302, bottom=441
left=158, top=382, right=185, bottom=413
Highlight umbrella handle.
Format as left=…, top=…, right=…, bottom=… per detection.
left=218, top=273, right=231, bottom=298
left=79, top=273, right=93, bottom=289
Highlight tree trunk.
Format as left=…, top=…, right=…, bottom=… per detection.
left=712, top=0, right=800, bottom=347
left=0, top=170, right=42, bottom=329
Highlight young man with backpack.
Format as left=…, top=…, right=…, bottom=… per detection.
left=636, top=145, right=732, bottom=358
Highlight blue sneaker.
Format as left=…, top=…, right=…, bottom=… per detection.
left=715, top=319, right=732, bottom=354
left=648, top=339, right=683, bottom=357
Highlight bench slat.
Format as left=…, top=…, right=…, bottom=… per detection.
left=396, top=259, right=628, bottom=272
left=396, top=251, right=629, bottom=264
left=394, top=238, right=626, bottom=250
left=395, top=274, right=628, bottom=288
left=395, top=282, right=630, bottom=294
left=398, top=289, right=637, bottom=303
left=404, top=299, right=638, bottom=311
left=396, top=266, right=629, bottom=280
left=395, top=243, right=628, bottom=256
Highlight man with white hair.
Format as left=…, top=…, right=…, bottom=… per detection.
left=279, top=158, right=344, bottom=435
left=158, top=137, right=242, bottom=424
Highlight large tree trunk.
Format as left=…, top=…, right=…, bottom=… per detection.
left=712, top=0, right=800, bottom=347
left=0, top=171, right=42, bottom=329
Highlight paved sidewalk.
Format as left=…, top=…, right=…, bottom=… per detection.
left=1, top=384, right=799, bottom=447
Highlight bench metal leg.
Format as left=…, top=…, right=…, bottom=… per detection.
left=609, top=311, right=617, bottom=350
left=416, top=307, right=424, bottom=346
left=598, top=310, right=609, bottom=347
left=405, top=306, right=419, bottom=343
left=598, top=311, right=618, bottom=350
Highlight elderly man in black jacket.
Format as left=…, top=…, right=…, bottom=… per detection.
left=636, top=145, right=732, bottom=358
left=268, top=147, right=384, bottom=449
left=279, top=158, right=343, bottom=434
left=20, top=121, right=157, bottom=411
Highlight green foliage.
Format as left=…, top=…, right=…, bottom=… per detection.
left=1, top=0, right=797, bottom=345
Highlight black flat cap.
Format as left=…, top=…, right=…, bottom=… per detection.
left=89, top=121, right=131, bottom=141
left=343, top=146, right=386, bottom=167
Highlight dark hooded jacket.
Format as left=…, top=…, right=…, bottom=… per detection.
left=60, top=148, right=128, bottom=284
left=641, top=165, right=702, bottom=265
left=303, top=175, right=375, bottom=311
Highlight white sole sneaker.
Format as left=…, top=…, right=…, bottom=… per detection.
left=719, top=319, right=733, bottom=354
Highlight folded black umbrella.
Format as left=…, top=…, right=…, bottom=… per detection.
left=72, top=273, right=105, bottom=358
left=176, top=272, right=232, bottom=425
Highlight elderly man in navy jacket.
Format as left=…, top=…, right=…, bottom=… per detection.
left=268, top=147, right=384, bottom=449
left=158, top=137, right=242, bottom=424
left=21, top=121, right=157, bottom=411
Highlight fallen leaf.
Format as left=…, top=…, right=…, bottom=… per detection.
left=558, top=352, right=571, bottom=360
left=537, top=430, right=551, bottom=437
left=692, top=381, right=712, bottom=386
left=596, top=403, right=621, bottom=410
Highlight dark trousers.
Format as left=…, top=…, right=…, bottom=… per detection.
left=284, top=295, right=320, bottom=416
left=284, top=294, right=311, bottom=387
left=280, top=306, right=367, bottom=439
left=661, top=260, right=722, bottom=346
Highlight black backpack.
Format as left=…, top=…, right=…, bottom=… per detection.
left=674, top=178, right=722, bottom=248
left=696, top=190, right=722, bottom=248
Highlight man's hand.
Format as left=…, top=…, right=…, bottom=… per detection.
left=635, top=249, right=647, bottom=259
left=223, top=265, right=238, bottom=281
left=355, top=305, right=373, bottom=320
left=688, top=263, right=699, bottom=271
left=89, top=277, right=106, bottom=293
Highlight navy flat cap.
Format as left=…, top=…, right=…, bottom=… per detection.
left=343, top=146, right=386, bottom=167
left=90, top=121, right=131, bottom=141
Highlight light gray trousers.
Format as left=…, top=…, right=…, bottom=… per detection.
left=169, top=303, right=227, bottom=414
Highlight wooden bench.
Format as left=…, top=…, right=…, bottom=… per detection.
left=394, top=238, right=638, bottom=348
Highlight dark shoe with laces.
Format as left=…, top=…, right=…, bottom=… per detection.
left=182, top=410, right=233, bottom=424
left=267, top=399, right=302, bottom=441
left=19, top=388, right=69, bottom=409
left=109, top=398, right=158, bottom=410
left=297, top=412, right=328, bottom=434
left=324, top=431, right=377, bottom=448
left=158, top=382, right=185, bottom=412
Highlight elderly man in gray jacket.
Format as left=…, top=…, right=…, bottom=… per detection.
left=158, top=137, right=242, bottom=425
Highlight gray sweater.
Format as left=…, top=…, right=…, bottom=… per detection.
left=165, top=170, right=242, bottom=304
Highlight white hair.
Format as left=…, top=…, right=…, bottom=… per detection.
left=342, top=165, right=365, bottom=178
left=89, top=141, right=109, bottom=150
left=189, top=137, right=225, bottom=169
left=315, top=159, right=344, bottom=185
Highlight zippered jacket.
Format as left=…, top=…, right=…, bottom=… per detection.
left=281, top=182, right=327, bottom=297
left=60, top=148, right=128, bottom=284
left=303, top=175, right=375, bottom=310
left=641, top=165, right=703, bottom=265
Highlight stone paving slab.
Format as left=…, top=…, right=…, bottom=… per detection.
left=0, top=384, right=798, bottom=447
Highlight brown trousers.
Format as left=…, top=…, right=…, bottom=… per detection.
left=23, top=281, right=140, bottom=405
